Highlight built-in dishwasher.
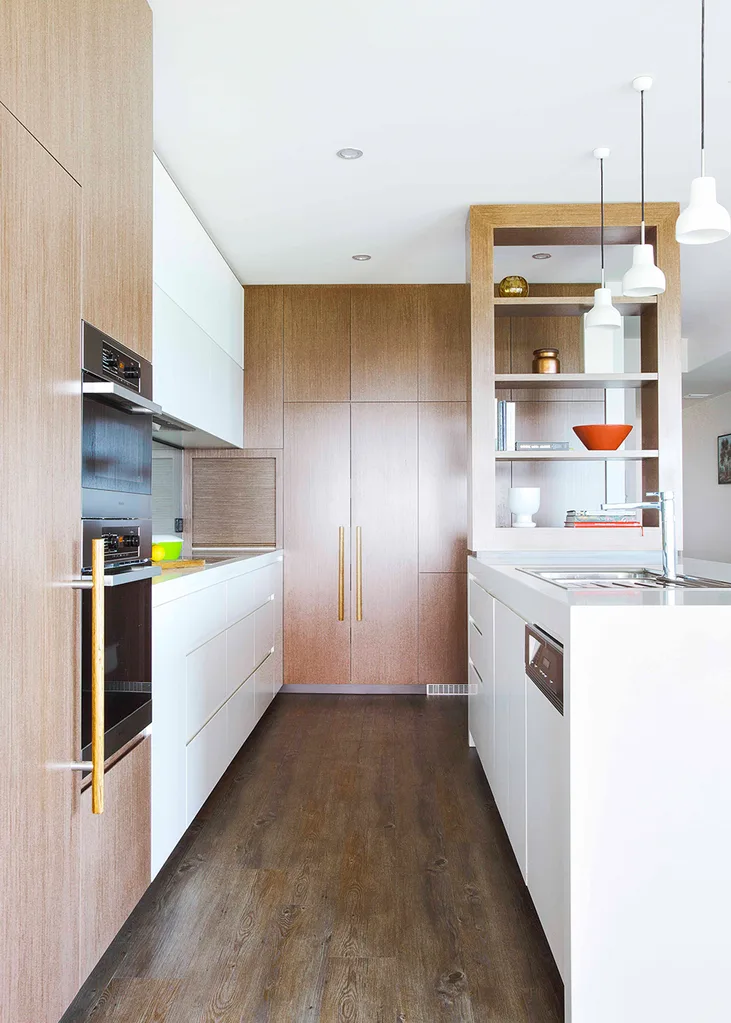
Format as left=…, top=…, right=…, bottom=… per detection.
left=524, top=623, right=566, bottom=977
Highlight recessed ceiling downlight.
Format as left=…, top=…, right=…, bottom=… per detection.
left=352, top=253, right=371, bottom=261
left=532, top=252, right=552, bottom=259
left=337, top=148, right=363, bottom=160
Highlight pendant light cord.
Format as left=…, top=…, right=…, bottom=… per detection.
left=600, top=156, right=606, bottom=289
left=701, top=0, right=706, bottom=176
left=640, top=89, right=646, bottom=245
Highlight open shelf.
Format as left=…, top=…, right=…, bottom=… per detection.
left=494, top=295, right=657, bottom=317
left=495, top=373, right=658, bottom=390
left=496, top=449, right=658, bottom=462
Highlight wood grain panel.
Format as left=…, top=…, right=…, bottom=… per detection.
left=283, top=286, right=350, bottom=401
left=351, top=403, right=419, bottom=685
left=283, top=404, right=351, bottom=684
left=0, top=108, right=82, bottom=1023
left=81, top=0, right=152, bottom=360
left=244, top=287, right=283, bottom=447
left=351, top=287, right=419, bottom=400
left=418, top=574, right=467, bottom=685
left=191, top=458, right=276, bottom=548
left=79, top=738, right=151, bottom=986
left=0, top=0, right=82, bottom=179
left=418, top=284, right=470, bottom=400
left=419, top=403, right=468, bottom=572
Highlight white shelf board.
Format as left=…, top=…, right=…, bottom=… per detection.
left=494, top=373, right=658, bottom=390
left=495, top=449, right=658, bottom=461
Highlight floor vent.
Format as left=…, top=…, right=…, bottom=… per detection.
left=426, top=683, right=470, bottom=697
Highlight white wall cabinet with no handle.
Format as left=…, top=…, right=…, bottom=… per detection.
left=494, top=600, right=527, bottom=880
left=467, top=575, right=495, bottom=775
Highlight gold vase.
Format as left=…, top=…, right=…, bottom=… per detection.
left=532, top=348, right=560, bottom=374
left=498, top=275, right=529, bottom=297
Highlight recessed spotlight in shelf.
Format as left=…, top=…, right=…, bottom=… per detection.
left=532, top=252, right=552, bottom=259
left=352, top=253, right=371, bottom=261
left=337, top=148, right=363, bottom=159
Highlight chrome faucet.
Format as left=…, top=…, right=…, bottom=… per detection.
left=601, top=490, right=677, bottom=580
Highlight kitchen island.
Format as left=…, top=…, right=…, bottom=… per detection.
left=468, top=555, right=731, bottom=1023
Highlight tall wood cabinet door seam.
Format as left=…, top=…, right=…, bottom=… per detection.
left=418, top=402, right=468, bottom=572
left=351, top=402, right=419, bottom=685
left=0, top=106, right=82, bottom=1023
left=351, top=287, right=419, bottom=401
left=283, top=403, right=351, bottom=684
left=283, top=286, right=351, bottom=401
left=81, top=0, right=153, bottom=361
left=0, top=0, right=83, bottom=180
left=244, top=286, right=284, bottom=447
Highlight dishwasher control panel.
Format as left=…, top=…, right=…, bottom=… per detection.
left=525, top=624, right=564, bottom=714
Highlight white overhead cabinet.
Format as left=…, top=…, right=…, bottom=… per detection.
left=153, top=156, right=244, bottom=446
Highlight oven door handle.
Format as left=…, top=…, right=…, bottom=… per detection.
left=82, top=380, right=162, bottom=415
left=102, top=564, right=162, bottom=587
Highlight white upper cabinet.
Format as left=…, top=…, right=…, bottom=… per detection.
left=153, top=157, right=244, bottom=446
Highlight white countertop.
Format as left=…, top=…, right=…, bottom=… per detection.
left=152, top=549, right=283, bottom=607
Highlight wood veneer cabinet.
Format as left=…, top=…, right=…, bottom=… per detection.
left=284, top=286, right=351, bottom=401
left=0, top=105, right=82, bottom=1023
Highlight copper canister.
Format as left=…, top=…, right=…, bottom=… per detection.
left=532, top=348, right=560, bottom=374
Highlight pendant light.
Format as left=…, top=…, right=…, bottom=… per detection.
left=676, top=0, right=730, bottom=244
left=623, top=77, right=666, bottom=296
left=586, top=148, right=622, bottom=331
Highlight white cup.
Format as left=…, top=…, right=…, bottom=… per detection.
left=509, top=487, right=540, bottom=528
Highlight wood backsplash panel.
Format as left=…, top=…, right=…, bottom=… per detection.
left=192, top=457, right=276, bottom=547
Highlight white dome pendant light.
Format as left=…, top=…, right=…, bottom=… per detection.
left=676, top=0, right=730, bottom=244
left=623, top=77, right=666, bottom=296
left=586, top=149, right=622, bottom=331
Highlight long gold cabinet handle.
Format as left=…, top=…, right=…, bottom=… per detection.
left=91, top=538, right=105, bottom=814
left=355, top=526, right=363, bottom=622
left=338, top=526, right=345, bottom=621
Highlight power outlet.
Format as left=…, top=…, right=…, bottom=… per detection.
left=174, top=517, right=184, bottom=533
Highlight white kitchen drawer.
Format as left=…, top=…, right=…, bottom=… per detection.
left=227, top=675, right=256, bottom=761
left=253, top=563, right=276, bottom=608
left=227, top=572, right=258, bottom=625
left=226, top=612, right=256, bottom=697
left=468, top=575, right=493, bottom=636
left=468, top=616, right=489, bottom=683
left=255, top=653, right=275, bottom=721
left=178, top=582, right=227, bottom=652
left=255, top=597, right=275, bottom=668
left=186, top=703, right=228, bottom=823
left=186, top=631, right=227, bottom=742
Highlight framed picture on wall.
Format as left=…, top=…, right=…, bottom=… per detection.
left=718, top=434, right=731, bottom=484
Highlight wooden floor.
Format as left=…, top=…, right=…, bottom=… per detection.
left=63, top=696, right=563, bottom=1022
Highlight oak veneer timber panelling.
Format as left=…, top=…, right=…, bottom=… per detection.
left=0, top=107, right=82, bottom=1023
left=244, top=286, right=284, bottom=447
left=191, top=457, right=277, bottom=548
left=78, top=738, right=151, bottom=986
left=418, top=574, right=467, bottom=685
left=418, top=402, right=468, bottom=572
left=81, top=0, right=152, bottom=361
left=418, top=284, right=471, bottom=400
left=0, top=0, right=82, bottom=180
left=283, top=403, right=351, bottom=685
left=351, top=403, right=419, bottom=685
left=284, top=286, right=351, bottom=401
left=351, top=287, right=420, bottom=401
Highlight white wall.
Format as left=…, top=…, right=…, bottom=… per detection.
left=682, top=391, right=731, bottom=562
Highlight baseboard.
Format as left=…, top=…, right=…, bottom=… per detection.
left=281, top=684, right=427, bottom=695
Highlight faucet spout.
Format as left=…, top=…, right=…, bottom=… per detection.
left=601, top=490, right=677, bottom=580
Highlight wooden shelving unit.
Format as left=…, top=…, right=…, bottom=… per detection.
left=467, top=202, right=683, bottom=553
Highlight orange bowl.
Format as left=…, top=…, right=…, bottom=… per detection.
left=573, top=424, right=633, bottom=450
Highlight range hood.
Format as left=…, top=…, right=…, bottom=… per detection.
left=152, top=409, right=237, bottom=449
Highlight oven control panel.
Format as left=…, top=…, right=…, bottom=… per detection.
left=82, top=519, right=152, bottom=571
left=101, top=341, right=142, bottom=391
left=102, top=526, right=141, bottom=564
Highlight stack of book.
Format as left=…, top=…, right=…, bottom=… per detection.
left=495, top=399, right=516, bottom=451
left=565, top=510, right=643, bottom=530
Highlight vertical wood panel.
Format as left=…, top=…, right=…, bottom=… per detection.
left=418, top=284, right=470, bottom=400
left=418, top=574, right=467, bottom=685
left=418, top=403, right=468, bottom=572
left=351, top=403, right=419, bottom=684
left=284, top=286, right=351, bottom=401
left=81, top=0, right=152, bottom=360
left=78, top=739, right=152, bottom=985
left=351, top=287, right=419, bottom=400
left=0, top=107, right=81, bottom=1022
left=283, top=404, right=351, bottom=684
left=244, top=286, right=284, bottom=447
left=0, top=0, right=82, bottom=179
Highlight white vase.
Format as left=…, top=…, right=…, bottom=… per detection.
left=509, top=487, right=540, bottom=528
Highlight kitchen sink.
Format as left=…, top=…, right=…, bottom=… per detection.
left=518, top=568, right=731, bottom=590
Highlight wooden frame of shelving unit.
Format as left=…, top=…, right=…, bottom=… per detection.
left=467, top=202, right=682, bottom=553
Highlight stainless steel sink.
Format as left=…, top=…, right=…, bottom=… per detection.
left=518, top=568, right=731, bottom=590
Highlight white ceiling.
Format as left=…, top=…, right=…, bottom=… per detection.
left=149, top=0, right=731, bottom=374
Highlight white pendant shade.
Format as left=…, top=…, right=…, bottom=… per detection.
left=622, top=244, right=666, bottom=296
left=585, top=287, right=622, bottom=331
left=676, top=176, right=731, bottom=245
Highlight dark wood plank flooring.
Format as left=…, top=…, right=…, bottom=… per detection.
left=62, top=696, right=563, bottom=1022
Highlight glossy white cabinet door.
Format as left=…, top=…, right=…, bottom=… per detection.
left=186, top=631, right=227, bottom=742
left=227, top=675, right=256, bottom=761
left=226, top=612, right=256, bottom=697
left=255, top=597, right=275, bottom=668
left=468, top=575, right=495, bottom=777
left=526, top=677, right=566, bottom=977
left=255, top=654, right=275, bottom=720
left=494, top=600, right=527, bottom=879
left=186, top=704, right=228, bottom=823
left=227, top=570, right=258, bottom=625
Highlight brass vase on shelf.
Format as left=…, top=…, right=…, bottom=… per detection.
left=498, top=275, right=529, bottom=297
left=532, top=348, right=560, bottom=374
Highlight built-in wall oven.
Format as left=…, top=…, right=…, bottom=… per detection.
left=81, top=322, right=161, bottom=771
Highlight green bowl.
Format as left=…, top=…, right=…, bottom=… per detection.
left=152, top=535, right=183, bottom=561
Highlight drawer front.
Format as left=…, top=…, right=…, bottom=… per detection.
left=253, top=563, right=276, bottom=607
left=226, top=612, right=256, bottom=697
left=181, top=582, right=227, bottom=650
left=187, top=631, right=227, bottom=742
left=255, top=597, right=275, bottom=667
left=227, top=571, right=258, bottom=625
left=468, top=617, right=489, bottom=684
left=227, top=674, right=256, bottom=761
left=468, top=575, right=493, bottom=635
left=255, top=653, right=275, bottom=720
left=186, top=704, right=228, bottom=823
